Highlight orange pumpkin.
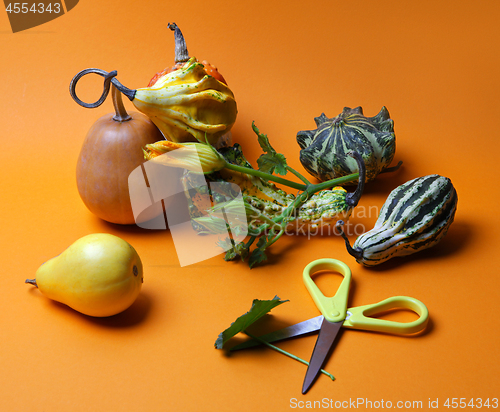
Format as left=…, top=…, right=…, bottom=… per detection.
left=76, top=86, right=166, bottom=225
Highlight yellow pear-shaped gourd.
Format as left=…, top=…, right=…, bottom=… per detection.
left=26, top=234, right=143, bottom=317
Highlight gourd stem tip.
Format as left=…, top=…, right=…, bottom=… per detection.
left=380, top=160, right=403, bottom=174
left=25, top=279, right=38, bottom=288
left=110, top=78, right=136, bottom=101
left=168, top=22, right=190, bottom=63
left=336, top=221, right=363, bottom=260
left=345, top=152, right=366, bottom=207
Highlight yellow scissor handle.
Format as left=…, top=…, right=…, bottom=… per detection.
left=343, top=296, right=429, bottom=335
left=303, top=258, right=352, bottom=323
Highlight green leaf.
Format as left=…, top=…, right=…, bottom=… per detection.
left=219, top=237, right=237, bottom=261
left=257, top=153, right=288, bottom=176
left=252, top=122, right=276, bottom=155
left=224, top=249, right=238, bottom=261
left=247, top=235, right=270, bottom=268
left=252, top=122, right=288, bottom=176
left=222, top=238, right=250, bottom=262
left=256, top=235, right=268, bottom=248
left=214, top=296, right=289, bottom=349
left=248, top=247, right=268, bottom=268
left=235, top=241, right=250, bottom=261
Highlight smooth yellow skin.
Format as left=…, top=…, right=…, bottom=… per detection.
left=32, top=234, right=143, bottom=317
left=133, top=58, right=237, bottom=146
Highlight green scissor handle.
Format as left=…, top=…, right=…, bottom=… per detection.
left=303, top=258, right=352, bottom=323
left=343, top=296, right=429, bottom=335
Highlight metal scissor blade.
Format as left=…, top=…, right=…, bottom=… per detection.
left=230, top=315, right=324, bottom=351
left=302, top=318, right=343, bottom=394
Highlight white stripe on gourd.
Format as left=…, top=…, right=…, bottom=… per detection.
left=297, top=106, right=398, bottom=183
left=338, top=174, right=458, bottom=266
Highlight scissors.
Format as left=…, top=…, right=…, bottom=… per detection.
left=231, top=258, right=429, bottom=394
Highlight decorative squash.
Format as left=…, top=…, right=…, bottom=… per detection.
left=338, top=174, right=458, bottom=266
left=108, top=22, right=237, bottom=147
left=244, top=186, right=354, bottom=235
left=69, top=23, right=236, bottom=149
left=181, top=145, right=366, bottom=235
left=76, top=85, right=166, bottom=225
left=297, top=106, right=398, bottom=183
left=130, top=57, right=237, bottom=146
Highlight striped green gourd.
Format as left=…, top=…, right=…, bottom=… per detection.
left=338, top=174, right=458, bottom=266
left=297, top=106, right=398, bottom=183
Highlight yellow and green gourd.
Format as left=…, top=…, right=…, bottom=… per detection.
left=182, top=145, right=365, bottom=236
left=129, top=57, right=237, bottom=147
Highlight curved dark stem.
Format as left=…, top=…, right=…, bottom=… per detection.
left=69, top=68, right=136, bottom=109
left=25, top=279, right=38, bottom=287
left=168, top=22, right=190, bottom=63
left=335, top=221, right=363, bottom=260
left=111, top=85, right=131, bottom=122
left=111, top=77, right=136, bottom=101
left=345, top=151, right=366, bottom=207
left=380, top=160, right=403, bottom=174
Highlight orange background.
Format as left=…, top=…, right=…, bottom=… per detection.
left=1, top=0, right=499, bottom=410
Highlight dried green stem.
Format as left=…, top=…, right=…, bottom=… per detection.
left=244, top=331, right=335, bottom=381
left=345, top=152, right=366, bottom=207
left=225, top=163, right=307, bottom=191
left=312, top=173, right=360, bottom=192
left=286, top=165, right=311, bottom=185
left=262, top=229, right=285, bottom=248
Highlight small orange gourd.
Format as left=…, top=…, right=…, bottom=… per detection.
left=75, top=84, right=164, bottom=225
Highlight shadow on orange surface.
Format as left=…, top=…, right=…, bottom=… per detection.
left=89, top=216, right=172, bottom=236
left=26, top=287, right=152, bottom=328
left=354, top=220, right=473, bottom=274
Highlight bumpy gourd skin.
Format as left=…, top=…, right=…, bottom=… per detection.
left=32, top=234, right=143, bottom=317
left=244, top=187, right=353, bottom=234
left=182, top=144, right=354, bottom=235
left=132, top=58, right=237, bottom=146
left=297, top=106, right=396, bottom=183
